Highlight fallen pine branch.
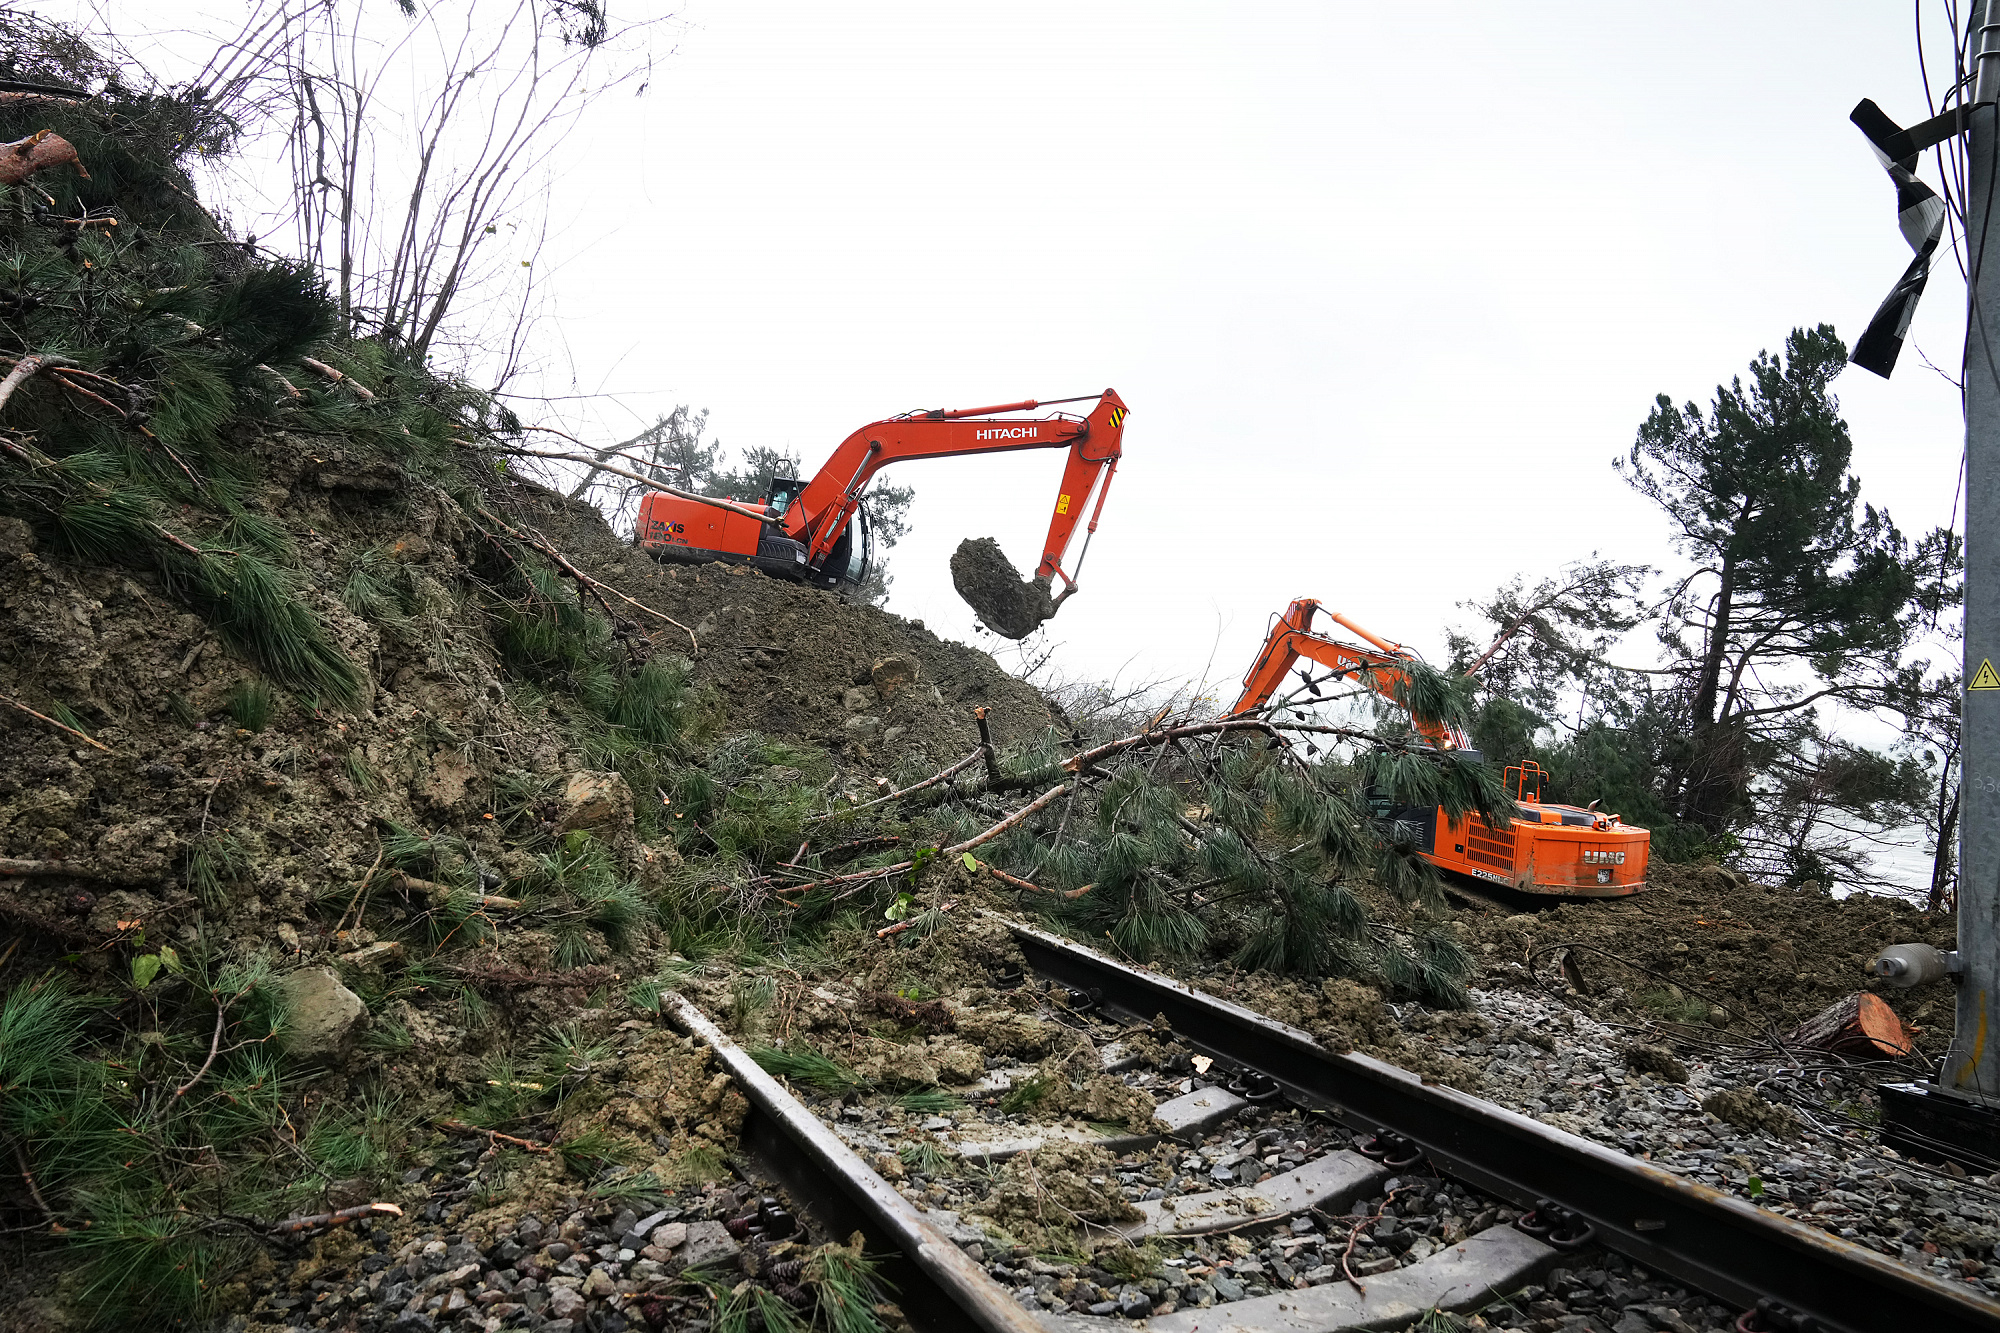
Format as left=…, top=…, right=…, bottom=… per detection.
left=0, top=431, right=211, bottom=560
left=269, top=1203, right=403, bottom=1237
left=777, top=782, right=1071, bottom=896
left=434, top=1119, right=553, bottom=1153
left=944, top=781, right=1069, bottom=855
left=809, top=749, right=984, bottom=822
left=298, top=357, right=377, bottom=401
left=0, top=352, right=72, bottom=415
left=256, top=363, right=303, bottom=400
left=0, top=130, right=87, bottom=187
left=974, top=707, right=1003, bottom=783
left=475, top=505, right=699, bottom=654
left=0, top=689, right=112, bottom=753
left=987, top=865, right=1092, bottom=899
left=0, top=856, right=85, bottom=877
left=173, top=1003, right=229, bottom=1098
left=389, top=871, right=519, bottom=910
left=462, top=436, right=776, bottom=526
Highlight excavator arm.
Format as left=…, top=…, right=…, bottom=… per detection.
left=784, top=389, right=1128, bottom=592
left=1228, top=598, right=1470, bottom=750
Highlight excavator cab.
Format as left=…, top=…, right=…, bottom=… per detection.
left=1508, top=762, right=1545, bottom=805
left=767, top=476, right=803, bottom=522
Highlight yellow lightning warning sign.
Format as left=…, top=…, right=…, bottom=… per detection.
left=1974, top=659, right=2000, bottom=690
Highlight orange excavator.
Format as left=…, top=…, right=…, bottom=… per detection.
left=1231, top=598, right=1650, bottom=897
left=634, top=390, right=1128, bottom=603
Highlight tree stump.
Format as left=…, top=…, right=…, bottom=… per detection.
left=1782, top=992, right=1912, bottom=1059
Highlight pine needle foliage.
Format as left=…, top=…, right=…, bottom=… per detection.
left=885, top=670, right=1510, bottom=1001
left=0, top=950, right=350, bottom=1328
left=750, top=1044, right=868, bottom=1097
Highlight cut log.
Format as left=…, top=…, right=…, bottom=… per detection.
left=1783, top=991, right=1912, bottom=1059
left=0, top=130, right=87, bottom=186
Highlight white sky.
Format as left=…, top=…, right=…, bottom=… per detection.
left=57, top=1, right=1978, bottom=706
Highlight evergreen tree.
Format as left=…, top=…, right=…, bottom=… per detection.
left=1617, top=325, right=1940, bottom=833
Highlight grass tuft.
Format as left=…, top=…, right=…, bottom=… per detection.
left=225, top=677, right=277, bottom=731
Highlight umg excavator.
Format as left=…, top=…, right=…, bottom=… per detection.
left=1231, top=598, right=1650, bottom=897
left=635, top=390, right=1127, bottom=633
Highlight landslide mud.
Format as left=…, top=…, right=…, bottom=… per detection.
left=949, top=537, right=1056, bottom=640
left=1446, top=861, right=1956, bottom=1052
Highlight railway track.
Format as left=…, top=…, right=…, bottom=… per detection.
left=664, top=917, right=2000, bottom=1333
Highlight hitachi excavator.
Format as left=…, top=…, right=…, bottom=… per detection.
left=634, top=390, right=1127, bottom=607
left=1231, top=598, right=1650, bottom=897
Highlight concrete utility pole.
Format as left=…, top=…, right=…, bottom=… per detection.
left=1951, top=0, right=2000, bottom=1108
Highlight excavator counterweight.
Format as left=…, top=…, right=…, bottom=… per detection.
left=1231, top=598, right=1651, bottom=897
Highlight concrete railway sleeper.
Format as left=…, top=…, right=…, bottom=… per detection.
left=656, top=921, right=1994, bottom=1333
left=998, top=920, right=1998, bottom=1333
left=665, top=996, right=1566, bottom=1333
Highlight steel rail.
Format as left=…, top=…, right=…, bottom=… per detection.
left=1003, top=920, right=2000, bottom=1333
left=663, top=994, right=1042, bottom=1333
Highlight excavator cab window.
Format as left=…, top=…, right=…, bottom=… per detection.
left=844, top=506, right=874, bottom=587
left=767, top=476, right=802, bottom=520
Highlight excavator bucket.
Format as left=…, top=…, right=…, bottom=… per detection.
left=951, top=537, right=1057, bottom=639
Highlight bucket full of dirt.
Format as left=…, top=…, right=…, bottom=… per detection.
left=951, top=537, right=1057, bottom=639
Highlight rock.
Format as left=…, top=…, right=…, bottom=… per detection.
left=1612, top=1312, right=1656, bottom=1333
left=1702, top=1087, right=1802, bottom=1139
left=584, top=1268, right=617, bottom=1297
left=649, top=1221, right=688, bottom=1250
left=842, top=686, right=877, bottom=712
left=1118, top=1293, right=1152, bottom=1318
left=339, top=940, right=406, bottom=972
left=679, top=1219, right=741, bottom=1269
left=558, top=770, right=634, bottom=834
left=845, top=715, right=884, bottom=744
left=547, top=1286, right=587, bottom=1319
left=274, top=967, right=366, bottom=1056
left=1210, top=1274, right=1245, bottom=1301
left=621, top=1209, right=671, bottom=1249
left=1622, top=1044, right=1690, bottom=1084
left=870, top=654, right=920, bottom=701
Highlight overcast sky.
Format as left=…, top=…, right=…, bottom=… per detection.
left=72, top=1, right=1976, bottom=709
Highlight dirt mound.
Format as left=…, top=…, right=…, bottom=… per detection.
left=1451, top=862, right=1956, bottom=1054
left=521, top=490, right=1056, bottom=762
left=950, top=537, right=1056, bottom=640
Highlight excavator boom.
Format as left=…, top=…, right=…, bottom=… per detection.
left=1231, top=599, right=1466, bottom=749
left=635, top=389, right=1127, bottom=601
left=789, top=390, right=1126, bottom=580
left=1230, top=597, right=1649, bottom=897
